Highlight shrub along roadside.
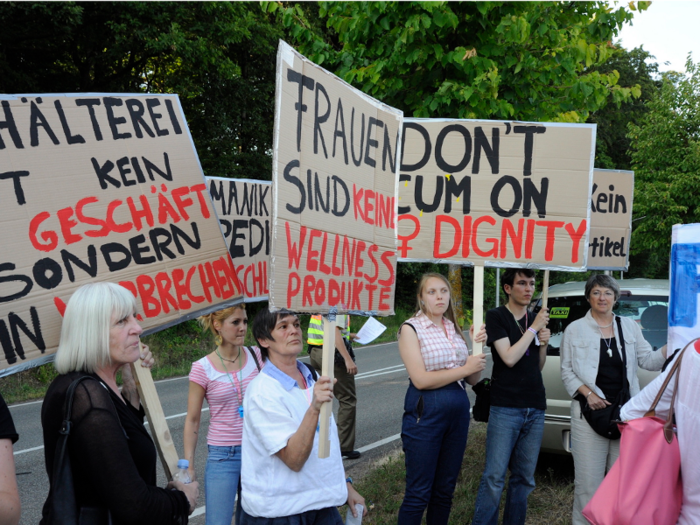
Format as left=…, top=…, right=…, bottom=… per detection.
left=346, top=422, right=575, bottom=524
left=0, top=305, right=416, bottom=405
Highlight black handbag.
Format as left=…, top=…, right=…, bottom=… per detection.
left=472, top=377, right=492, bottom=422
left=578, top=316, right=630, bottom=440
left=334, top=337, right=357, bottom=366
left=45, top=376, right=114, bottom=525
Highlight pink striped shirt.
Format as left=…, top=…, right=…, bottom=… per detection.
left=404, top=311, right=470, bottom=372
left=189, top=346, right=262, bottom=446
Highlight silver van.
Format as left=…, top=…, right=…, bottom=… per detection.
left=530, top=278, right=669, bottom=454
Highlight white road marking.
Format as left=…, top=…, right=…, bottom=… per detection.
left=356, top=433, right=401, bottom=453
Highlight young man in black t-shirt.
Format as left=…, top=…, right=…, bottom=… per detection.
left=472, top=269, right=550, bottom=525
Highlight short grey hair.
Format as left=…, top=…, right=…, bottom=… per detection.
left=55, top=282, right=137, bottom=374
left=584, top=274, right=620, bottom=302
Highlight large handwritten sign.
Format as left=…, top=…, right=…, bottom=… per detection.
left=588, top=169, right=633, bottom=271
left=270, top=42, right=403, bottom=315
left=669, top=223, right=700, bottom=352
left=207, top=176, right=270, bottom=302
left=397, top=119, right=595, bottom=270
left=0, top=94, right=242, bottom=376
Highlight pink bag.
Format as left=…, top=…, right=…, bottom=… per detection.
left=582, top=340, right=691, bottom=525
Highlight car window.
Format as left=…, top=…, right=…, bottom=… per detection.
left=535, top=294, right=669, bottom=356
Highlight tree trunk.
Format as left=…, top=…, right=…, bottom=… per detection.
left=448, top=264, right=464, bottom=328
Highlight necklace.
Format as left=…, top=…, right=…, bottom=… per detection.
left=216, top=348, right=242, bottom=363
left=596, top=321, right=614, bottom=329
left=598, top=326, right=614, bottom=358
left=216, top=348, right=245, bottom=418
left=505, top=304, right=530, bottom=356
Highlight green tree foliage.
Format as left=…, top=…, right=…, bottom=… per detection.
left=287, top=1, right=645, bottom=123
left=627, top=57, right=700, bottom=277
left=588, top=45, right=661, bottom=169
left=0, top=2, right=285, bottom=179
left=273, top=1, right=649, bottom=304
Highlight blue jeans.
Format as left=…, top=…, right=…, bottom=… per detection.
left=398, top=381, right=471, bottom=525
left=205, top=445, right=242, bottom=525
left=472, top=406, right=545, bottom=525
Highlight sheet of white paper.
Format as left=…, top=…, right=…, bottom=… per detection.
left=354, top=317, right=387, bottom=345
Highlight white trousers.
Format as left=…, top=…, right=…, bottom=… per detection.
left=570, top=400, right=620, bottom=525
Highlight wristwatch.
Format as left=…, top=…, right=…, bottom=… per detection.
left=346, top=476, right=353, bottom=485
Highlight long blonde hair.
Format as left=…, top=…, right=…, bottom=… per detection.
left=415, top=273, right=466, bottom=343
left=198, top=304, right=246, bottom=346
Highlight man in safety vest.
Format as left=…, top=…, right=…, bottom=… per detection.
left=307, top=314, right=360, bottom=459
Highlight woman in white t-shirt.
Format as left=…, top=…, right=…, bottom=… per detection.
left=184, top=305, right=262, bottom=525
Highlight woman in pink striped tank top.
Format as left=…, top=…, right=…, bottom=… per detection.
left=183, top=305, right=263, bottom=525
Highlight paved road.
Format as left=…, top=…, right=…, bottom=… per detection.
left=11, top=339, right=492, bottom=524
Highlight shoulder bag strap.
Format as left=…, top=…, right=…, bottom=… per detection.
left=50, top=375, right=96, bottom=525
left=615, top=316, right=629, bottom=397
left=400, top=322, right=417, bottom=335
left=303, top=361, right=318, bottom=381
left=644, top=336, right=698, bottom=420
left=246, top=346, right=262, bottom=371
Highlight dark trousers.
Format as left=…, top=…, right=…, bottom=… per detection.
left=398, top=380, right=471, bottom=525
left=239, top=506, right=342, bottom=525
left=308, top=345, right=357, bottom=452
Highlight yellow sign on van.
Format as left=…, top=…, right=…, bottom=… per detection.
left=550, top=307, right=570, bottom=319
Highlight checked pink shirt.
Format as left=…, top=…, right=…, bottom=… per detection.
left=403, top=311, right=470, bottom=371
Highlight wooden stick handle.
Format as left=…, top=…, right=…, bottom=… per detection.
left=317, top=317, right=336, bottom=458
left=131, top=343, right=180, bottom=480
left=472, top=264, right=484, bottom=355
left=541, top=270, right=550, bottom=310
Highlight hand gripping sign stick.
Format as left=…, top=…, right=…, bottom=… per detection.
left=318, top=314, right=337, bottom=458
left=130, top=343, right=180, bottom=480
left=472, top=264, right=485, bottom=355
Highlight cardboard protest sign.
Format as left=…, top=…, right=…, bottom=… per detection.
left=587, top=169, right=634, bottom=271
left=207, top=176, right=271, bottom=301
left=668, top=223, right=700, bottom=352
left=397, top=119, right=595, bottom=270
left=270, top=41, right=403, bottom=315
left=0, top=93, right=243, bottom=377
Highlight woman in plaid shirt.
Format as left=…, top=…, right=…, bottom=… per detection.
left=397, top=273, right=487, bottom=524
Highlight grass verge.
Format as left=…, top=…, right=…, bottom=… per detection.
left=1, top=306, right=413, bottom=405
left=350, top=422, right=575, bottom=524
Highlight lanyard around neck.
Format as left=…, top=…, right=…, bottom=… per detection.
left=216, top=348, right=244, bottom=415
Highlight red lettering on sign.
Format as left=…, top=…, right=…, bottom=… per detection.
left=106, top=200, right=132, bottom=233
left=307, top=229, right=322, bottom=272
left=535, top=220, right=565, bottom=261
left=136, top=275, right=161, bottom=317
left=127, top=195, right=154, bottom=231
left=285, top=222, right=307, bottom=270
left=353, top=185, right=365, bottom=222
left=76, top=197, right=109, bottom=238
left=500, top=218, right=524, bottom=259
left=472, top=216, right=497, bottom=258
left=287, top=273, right=301, bottom=308
left=172, top=268, right=192, bottom=310
left=319, top=232, right=331, bottom=275
left=155, top=272, right=178, bottom=314
left=56, top=207, right=82, bottom=245
left=29, top=212, right=58, bottom=252
left=435, top=215, right=461, bottom=258
left=565, top=219, right=587, bottom=264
